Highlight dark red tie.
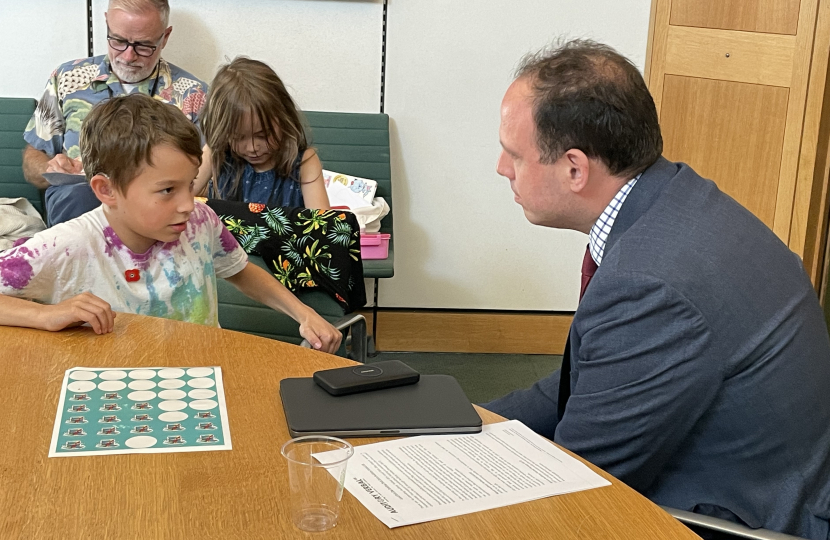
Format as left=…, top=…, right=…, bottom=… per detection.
left=580, top=246, right=598, bottom=300
left=559, top=245, right=597, bottom=422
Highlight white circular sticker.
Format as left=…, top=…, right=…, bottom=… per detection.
left=127, top=391, right=156, bottom=401
left=98, top=370, right=127, bottom=381
left=158, top=368, right=185, bottom=379
left=187, top=378, right=215, bottom=389
left=189, top=399, right=218, bottom=411
left=158, top=400, right=187, bottom=411
left=186, top=367, right=214, bottom=378
left=97, top=380, right=127, bottom=391
left=158, top=411, right=189, bottom=422
left=188, top=389, right=216, bottom=399
left=158, top=379, right=185, bottom=389
left=69, top=370, right=96, bottom=381
left=128, top=380, right=156, bottom=390
left=129, top=369, right=156, bottom=380
left=158, top=390, right=186, bottom=400
left=125, top=436, right=157, bottom=449
left=67, top=381, right=96, bottom=393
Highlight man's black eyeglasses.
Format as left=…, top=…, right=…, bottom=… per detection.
left=106, top=27, right=166, bottom=57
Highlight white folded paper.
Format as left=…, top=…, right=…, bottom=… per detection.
left=314, top=420, right=611, bottom=528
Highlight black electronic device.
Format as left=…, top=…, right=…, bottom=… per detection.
left=313, top=360, right=420, bottom=396
left=280, top=374, right=482, bottom=437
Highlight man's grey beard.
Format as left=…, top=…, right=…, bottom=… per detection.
left=111, top=58, right=157, bottom=84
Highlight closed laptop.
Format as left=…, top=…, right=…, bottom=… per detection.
left=280, top=374, right=483, bottom=437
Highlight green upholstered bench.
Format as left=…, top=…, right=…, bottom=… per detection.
left=0, top=98, right=41, bottom=215
left=215, top=111, right=393, bottom=359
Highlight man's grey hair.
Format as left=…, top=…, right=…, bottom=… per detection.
left=108, top=0, right=170, bottom=27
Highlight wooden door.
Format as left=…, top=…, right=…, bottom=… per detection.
left=646, top=0, right=830, bottom=286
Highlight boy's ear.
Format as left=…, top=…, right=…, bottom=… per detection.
left=89, top=174, right=118, bottom=206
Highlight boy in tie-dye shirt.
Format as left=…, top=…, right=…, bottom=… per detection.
left=0, top=94, right=341, bottom=353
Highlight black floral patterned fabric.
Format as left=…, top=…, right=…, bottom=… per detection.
left=206, top=199, right=366, bottom=312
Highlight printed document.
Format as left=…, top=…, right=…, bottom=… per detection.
left=314, top=420, right=611, bottom=528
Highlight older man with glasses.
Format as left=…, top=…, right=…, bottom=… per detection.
left=22, top=0, right=210, bottom=226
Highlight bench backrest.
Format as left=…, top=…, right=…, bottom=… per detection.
left=0, top=98, right=40, bottom=214
left=304, top=111, right=394, bottom=278
left=304, top=111, right=392, bottom=234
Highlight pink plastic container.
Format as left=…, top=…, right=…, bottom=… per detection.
left=360, top=233, right=391, bottom=259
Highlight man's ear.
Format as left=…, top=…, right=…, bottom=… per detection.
left=90, top=174, right=118, bottom=207
left=160, top=26, right=172, bottom=49
left=563, top=149, right=591, bottom=193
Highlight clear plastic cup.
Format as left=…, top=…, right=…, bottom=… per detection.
left=280, top=436, right=354, bottom=532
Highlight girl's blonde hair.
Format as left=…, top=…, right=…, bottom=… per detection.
left=200, top=57, right=309, bottom=198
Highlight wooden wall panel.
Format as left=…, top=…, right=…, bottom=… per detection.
left=660, top=75, right=789, bottom=226
left=787, top=0, right=830, bottom=281
left=669, top=0, right=801, bottom=35
left=360, top=311, right=572, bottom=355
left=664, top=26, right=795, bottom=87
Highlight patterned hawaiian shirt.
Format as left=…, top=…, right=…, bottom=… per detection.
left=23, top=54, right=208, bottom=159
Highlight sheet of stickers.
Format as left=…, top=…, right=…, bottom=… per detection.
left=48, top=366, right=231, bottom=457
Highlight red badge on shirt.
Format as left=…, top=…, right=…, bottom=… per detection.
left=125, top=269, right=140, bottom=282
left=248, top=202, right=265, bottom=213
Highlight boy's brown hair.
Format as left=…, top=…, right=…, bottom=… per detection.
left=80, top=93, right=202, bottom=193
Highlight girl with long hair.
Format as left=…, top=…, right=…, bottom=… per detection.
left=199, top=57, right=330, bottom=209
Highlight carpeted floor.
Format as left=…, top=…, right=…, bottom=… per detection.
left=367, top=351, right=562, bottom=405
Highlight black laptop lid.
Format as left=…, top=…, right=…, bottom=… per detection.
left=280, top=374, right=483, bottom=437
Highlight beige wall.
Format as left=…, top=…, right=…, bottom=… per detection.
left=0, top=0, right=88, bottom=98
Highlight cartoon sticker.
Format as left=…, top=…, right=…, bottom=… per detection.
left=196, top=412, right=215, bottom=419
left=132, top=414, right=153, bottom=422
left=68, top=404, right=89, bottom=412
left=62, top=440, right=85, bottom=450
left=196, top=422, right=216, bottom=430
left=131, top=425, right=152, bottom=434
left=66, top=416, right=87, bottom=424
left=70, top=393, right=90, bottom=401
left=102, top=393, right=121, bottom=400
left=163, top=435, right=185, bottom=445
left=196, top=434, right=219, bottom=444
left=163, top=423, right=185, bottom=431
left=64, top=428, right=86, bottom=437
left=98, top=427, right=120, bottom=435
left=131, top=402, right=152, bottom=410
left=96, top=439, right=119, bottom=448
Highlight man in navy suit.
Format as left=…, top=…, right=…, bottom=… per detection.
left=485, top=39, right=830, bottom=539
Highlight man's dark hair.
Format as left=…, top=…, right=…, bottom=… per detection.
left=517, top=39, right=663, bottom=178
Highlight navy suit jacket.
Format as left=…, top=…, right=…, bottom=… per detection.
left=486, top=157, right=830, bottom=539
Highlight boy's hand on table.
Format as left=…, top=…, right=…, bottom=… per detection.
left=299, top=312, right=342, bottom=354
left=41, top=292, right=116, bottom=334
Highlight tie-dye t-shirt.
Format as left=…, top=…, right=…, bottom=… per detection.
left=0, top=202, right=247, bottom=326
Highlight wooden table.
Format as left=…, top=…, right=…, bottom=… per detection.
left=0, top=314, right=699, bottom=539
